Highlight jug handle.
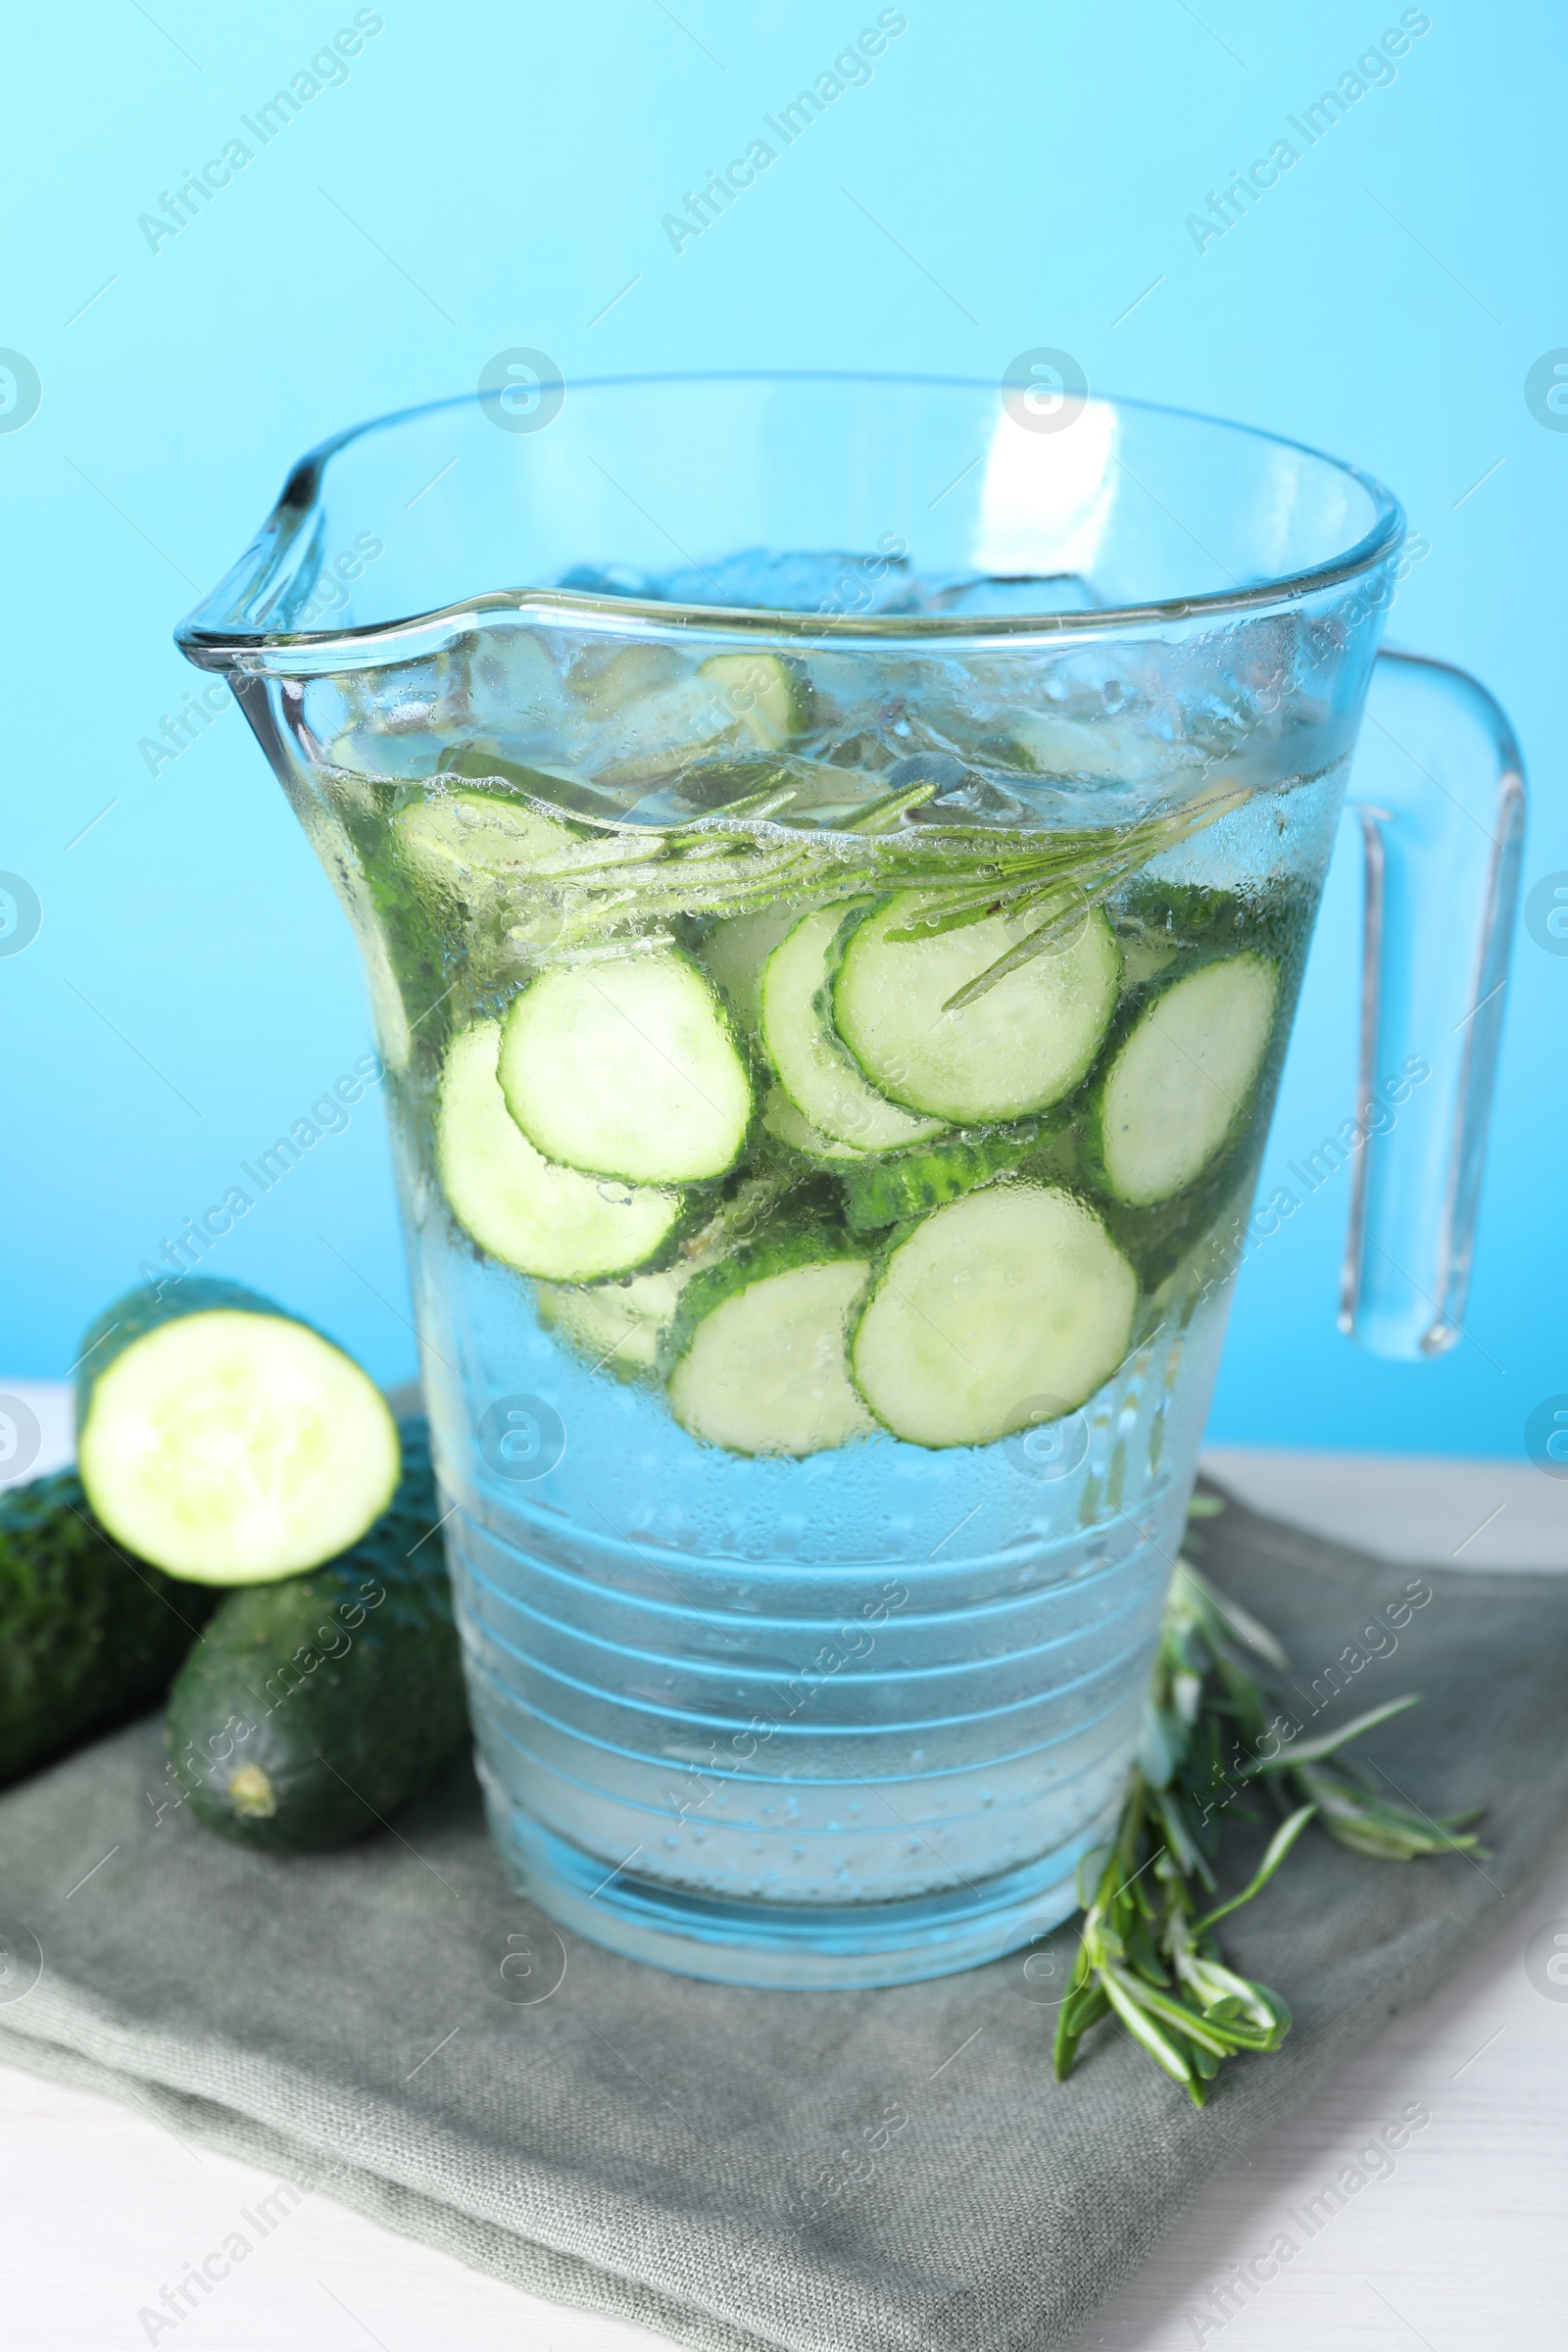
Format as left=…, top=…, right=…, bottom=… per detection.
left=1339, top=648, right=1526, bottom=1359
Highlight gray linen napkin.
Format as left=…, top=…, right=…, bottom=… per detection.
left=1, top=1481, right=1563, bottom=2352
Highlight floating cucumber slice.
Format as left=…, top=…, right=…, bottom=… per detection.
left=760, top=906, right=947, bottom=1152
left=535, top=1265, right=689, bottom=1377
left=499, top=950, right=753, bottom=1185
left=394, top=788, right=579, bottom=899
left=852, top=1185, right=1136, bottom=1449
left=760, top=1086, right=872, bottom=1163
left=593, top=656, right=803, bottom=784
left=699, top=900, right=806, bottom=1031
left=74, top=1281, right=401, bottom=1587
left=833, top=895, right=1121, bottom=1124
left=841, top=1122, right=1047, bottom=1233
left=698, top=653, right=806, bottom=752
left=1097, top=954, right=1279, bottom=1207
left=533, top=1170, right=799, bottom=1376
left=438, top=1022, right=684, bottom=1280
left=1009, top=712, right=1205, bottom=787
left=667, top=1231, right=875, bottom=1457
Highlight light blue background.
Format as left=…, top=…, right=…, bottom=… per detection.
left=2, top=0, right=1559, bottom=1454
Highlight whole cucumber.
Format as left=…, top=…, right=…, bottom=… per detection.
left=0, top=1471, right=216, bottom=1788
left=165, top=1420, right=470, bottom=1851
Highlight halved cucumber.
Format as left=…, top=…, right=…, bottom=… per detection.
left=667, top=1231, right=875, bottom=1457
left=852, top=1185, right=1136, bottom=1449
left=760, top=906, right=947, bottom=1152
left=438, top=1022, right=684, bottom=1280
left=74, top=1282, right=401, bottom=1587
left=833, top=896, right=1121, bottom=1124
left=498, top=949, right=753, bottom=1186
left=1097, top=954, right=1279, bottom=1207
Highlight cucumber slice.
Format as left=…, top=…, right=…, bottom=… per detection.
left=841, top=1121, right=1047, bottom=1234
left=535, top=1265, right=689, bottom=1377
left=760, top=1087, right=872, bottom=1164
left=499, top=950, right=753, bottom=1185
left=760, top=906, right=947, bottom=1152
left=852, top=1185, right=1137, bottom=1449
left=438, top=1022, right=684, bottom=1280
left=533, top=1170, right=800, bottom=1377
left=593, top=655, right=803, bottom=785
left=698, top=653, right=805, bottom=752
left=74, top=1282, right=401, bottom=1586
left=833, top=896, right=1121, bottom=1125
left=699, top=901, right=805, bottom=1031
left=1098, top=954, right=1279, bottom=1207
left=667, top=1231, right=875, bottom=1457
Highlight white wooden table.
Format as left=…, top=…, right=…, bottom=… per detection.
left=4, top=1385, right=1563, bottom=2349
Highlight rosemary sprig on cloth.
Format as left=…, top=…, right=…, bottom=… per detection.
left=1054, top=1517, right=1482, bottom=2105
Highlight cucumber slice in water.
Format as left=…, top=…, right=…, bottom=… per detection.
left=394, top=788, right=578, bottom=899
left=499, top=950, right=753, bottom=1185
left=698, top=653, right=805, bottom=752
left=1098, top=954, right=1279, bottom=1207
left=667, top=1232, right=875, bottom=1457
left=535, top=1265, right=689, bottom=1377
left=852, top=1185, right=1137, bottom=1449
left=840, top=1122, right=1047, bottom=1233
left=699, top=901, right=805, bottom=1031
left=833, top=896, right=1121, bottom=1124
left=760, top=1087, right=872, bottom=1164
left=74, top=1282, right=401, bottom=1587
left=593, top=655, right=803, bottom=784
left=439, top=1022, right=684, bottom=1280
left=760, top=906, right=947, bottom=1152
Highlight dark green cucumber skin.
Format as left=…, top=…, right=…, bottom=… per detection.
left=165, top=1420, right=468, bottom=1853
left=839, top=1118, right=1067, bottom=1235
left=74, top=1278, right=285, bottom=1438
left=0, top=1471, right=216, bottom=1788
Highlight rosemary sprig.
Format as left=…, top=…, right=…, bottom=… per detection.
left=497, top=772, right=1254, bottom=976
left=1054, top=1511, right=1481, bottom=2105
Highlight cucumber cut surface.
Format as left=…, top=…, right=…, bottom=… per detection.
left=760, top=906, right=947, bottom=1152
left=75, top=1286, right=401, bottom=1587
left=439, top=1021, right=684, bottom=1280
left=1099, top=954, right=1279, bottom=1207
left=760, top=1087, right=872, bottom=1163
left=394, top=788, right=577, bottom=899
left=699, top=901, right=805, bottom=1032
left=834, top=895, right=1121, bottom=1124
left=668, top=1242, right=876, bottom=1457
left=852, top=1185, right=1137, bottom=1449
left=535, top=1265, right=690, bottom=1377
left=698, top=653, right=805, bottom=752
left=499, top=950, right=753, bottom=1186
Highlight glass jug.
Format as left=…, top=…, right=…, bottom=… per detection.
left=176, top=375, right=1524, bottom=1987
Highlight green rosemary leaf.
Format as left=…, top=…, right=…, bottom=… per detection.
left=1251, top=1693, right=1421, bottom=1771
left=1053, top=1549, right=1483, bottom=2106
left=1194, top=1804, right=1316, bottom=1934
